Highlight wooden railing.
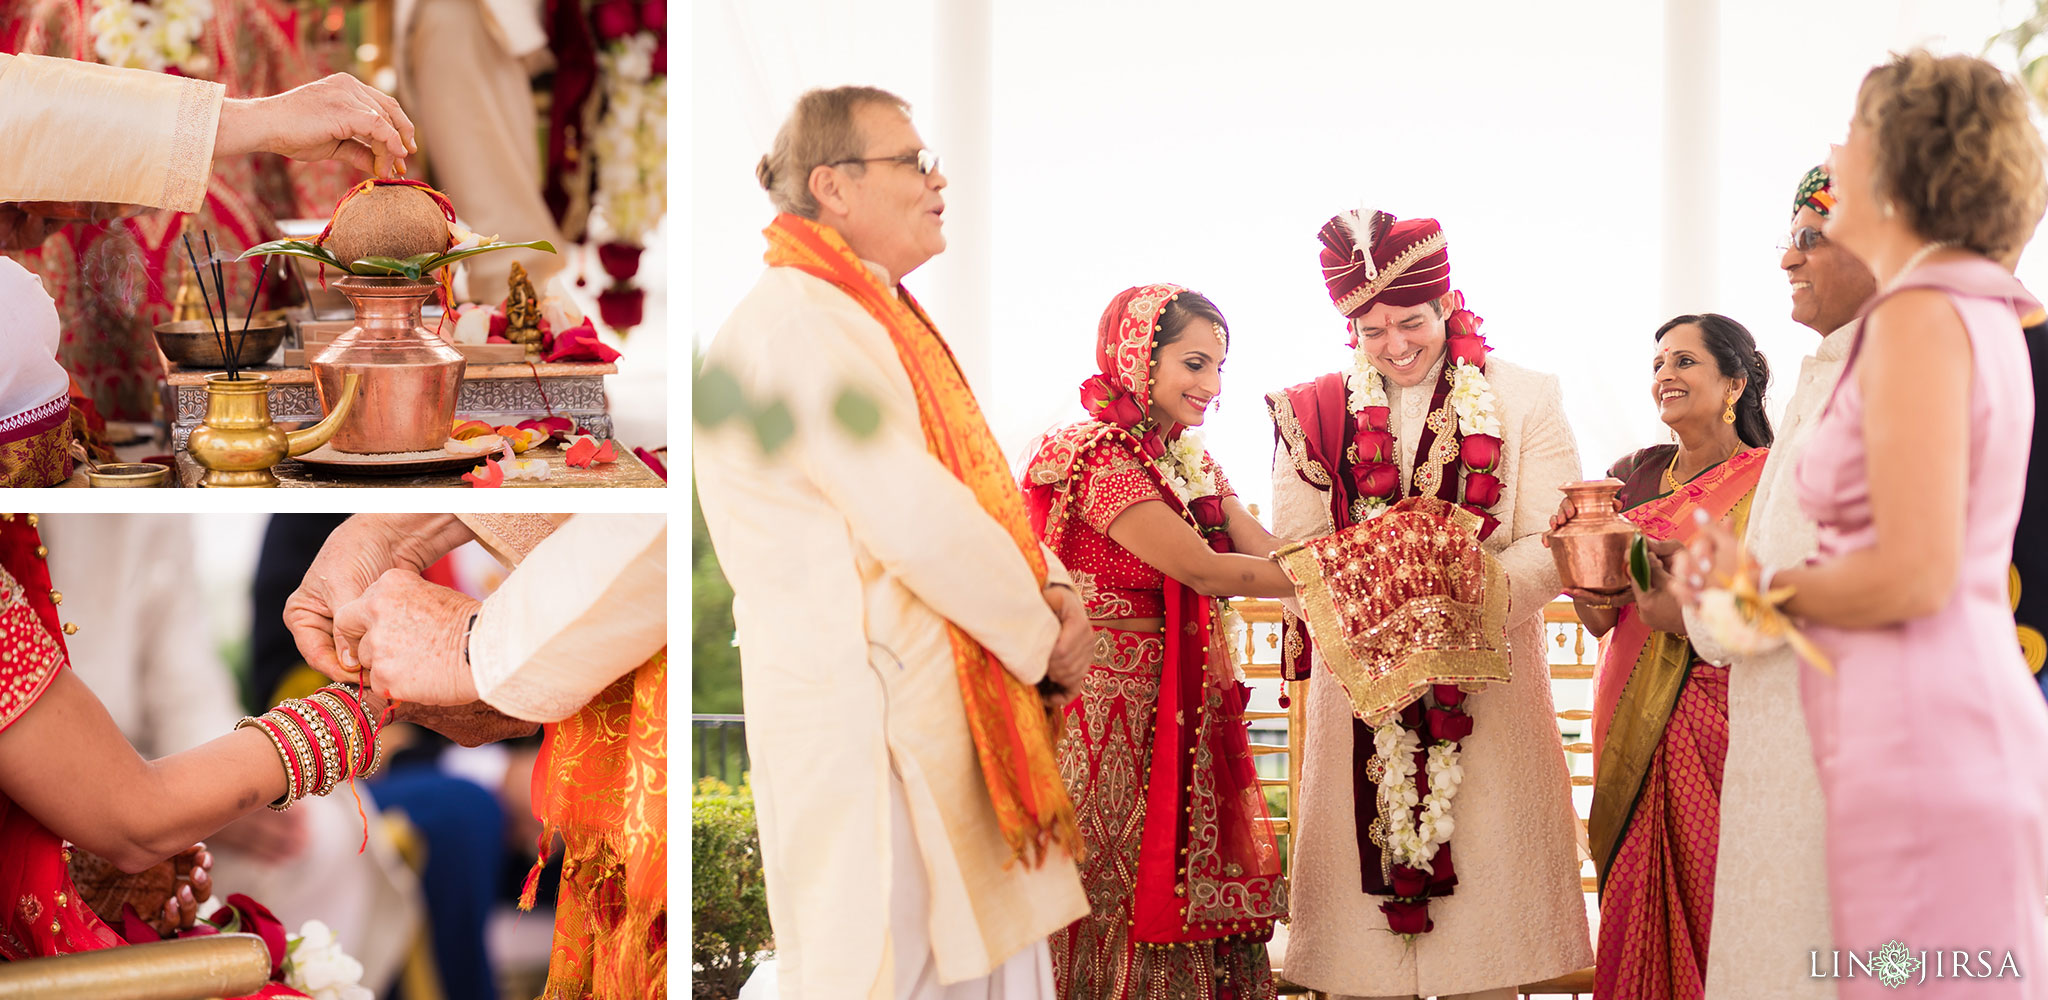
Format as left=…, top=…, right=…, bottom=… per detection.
left=1229, top=597, right=1599, bottom=998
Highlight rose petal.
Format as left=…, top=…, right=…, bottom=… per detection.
left=462, top=459, right=506, bottom=488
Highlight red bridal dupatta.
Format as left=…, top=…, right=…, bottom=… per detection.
left=762, top=213, right=1080, bottom=866
left=1020, top=284, right=1285, bottom=945
left=1588, top=446, right=1766, bottom=881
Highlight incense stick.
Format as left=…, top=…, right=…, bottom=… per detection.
left=180, top=233, right=226, bottom=370
left=236, top=258, right=269, bottom=371
left=204, top=233, right=233, bottom=379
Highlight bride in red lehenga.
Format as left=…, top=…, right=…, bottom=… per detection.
left=1020, top=285, right=1294, bottom=999
left=0, top=514, right=380, bottom=996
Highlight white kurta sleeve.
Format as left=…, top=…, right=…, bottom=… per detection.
left=467, top=514, right=666, bottom=722
left=1497, top=373, right=1580, bottom=627
left=763, top=306, right=1060, bottom=688
left=0, top=54, right=222, bottom=212
left=1269, top=422, right=1335, bottom=620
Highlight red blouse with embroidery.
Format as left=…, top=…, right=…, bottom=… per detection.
left=1047, top=442, right=1234, bottom=620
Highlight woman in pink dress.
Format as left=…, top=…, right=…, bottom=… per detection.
left=1021, top=284, right=1292, bottom=999
left=1690, top=51, right=2048, bottom=998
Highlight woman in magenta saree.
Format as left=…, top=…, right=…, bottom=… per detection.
left=0, top=513, right=386, bottom=995
left=1020, top=285, right=1293, bottom=999
left=1565, top=314, right=1772, bottom=1000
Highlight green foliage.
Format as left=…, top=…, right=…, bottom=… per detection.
left=236, top=238, right=556, bottom=280
left=1989, top=3, right=2048, bottom=112
left=693, top=777, right=773, bottom=999
left=693, top=487, right=743, bottom=715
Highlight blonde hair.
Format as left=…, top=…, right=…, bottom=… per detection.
left=755, top=86, right=912, bottom=219
left=1855, top=51, right=2048, bottom=259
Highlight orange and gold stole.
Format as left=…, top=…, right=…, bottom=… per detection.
left=521, top=650, right=667, bottom=999
left=762, top=213, right=1082, bottom=866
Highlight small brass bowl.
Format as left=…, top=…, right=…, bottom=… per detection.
left=153, top=320, right=288, bottom=369
left=86, top=462, right=170, bottom=487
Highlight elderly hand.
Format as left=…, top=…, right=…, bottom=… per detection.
left=333, top=567, right=483, bottom=707
left=215, top=73, right=418, bottom=177
left=285, top=514, right=473, bottom=682
left=1040, top=585, right=1092, bottom=708
left=390, top=700, right=539, bottom=747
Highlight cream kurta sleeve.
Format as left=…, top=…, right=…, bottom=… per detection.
left=761, top=301, right=1061, bottom=687
left=0, top=54, right=222, bottom=212
left=1496, top=371, right=1578, bottom=625
left=466, top=514, right=666, bottom=722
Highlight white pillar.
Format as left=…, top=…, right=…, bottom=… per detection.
left=1662, top=0, right=1719, bottom=320
left=927, top=0, right=994, bottom=393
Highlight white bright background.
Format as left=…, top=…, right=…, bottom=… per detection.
left=692, top=0, right=2048, bottom=517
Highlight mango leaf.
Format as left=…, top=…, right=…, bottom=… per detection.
left=1628, top=532, right=1653, bottom=593
left=350, top=255, right=427, bottom=280
left=418, top=239, right=558, bottom=274
left=236, top=239, right=346, bottom=271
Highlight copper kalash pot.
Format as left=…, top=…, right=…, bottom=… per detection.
left=311, top=276, right=465, bottom=454
left=1545, top=478, right=1637, bottom=593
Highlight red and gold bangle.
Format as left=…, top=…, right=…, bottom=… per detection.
left=319, top=685, right=378, bottom=775
left=308, top=690, right=363, bottom=780
left=268, top=706, right=323, bottom=804
left=235, top=714, right=301, bottom=810
left=274, top=702, right=332, bottom=797
left=299, top=697, right=352, bottom=796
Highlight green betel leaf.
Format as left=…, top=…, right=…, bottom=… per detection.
left=1628, top=532, right=1653, bottom=593
left=236, top=239, right=346, bottom=271
left=419, top=239, right=559, bottom=273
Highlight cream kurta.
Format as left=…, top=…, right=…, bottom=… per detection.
left=1269, top=357, right=1592, bottom=997
left=1689, top=325, right=1851, bottom=1000
left=0, top=53, right=221, bottom=212
left=459, top=513, right=666, bottom=722
left=695, top=266, right=1088, bottom=999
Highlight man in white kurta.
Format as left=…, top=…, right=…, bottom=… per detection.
left=1689, top=166, right=1873, bottom=1000
left=1268, top=211, right=1591, bottom=999
left=696, top=86, right=1089, bottom=1000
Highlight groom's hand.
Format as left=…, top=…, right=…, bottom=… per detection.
left=1040, top=585, right=1091, bottom=707
left=286, top=514, right=473, bottom=682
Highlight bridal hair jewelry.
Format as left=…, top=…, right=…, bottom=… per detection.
left=236, top=683, right=385, bottom=810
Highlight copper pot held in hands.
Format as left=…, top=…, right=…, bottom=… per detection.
left=1545, top=478, right=1636, bottom=593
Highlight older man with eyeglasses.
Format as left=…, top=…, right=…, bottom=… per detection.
left=1673, top=165, right=1876, bottom=1000
left=696, top=85, right=1093, bottom=1000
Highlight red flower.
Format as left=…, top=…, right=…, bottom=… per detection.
left=518, top=415, right=577, bottom=442
left=1353, top=461, right=1398, bottom=499
left=592, top=0, right=640, bottom=40
left=596, top=286, right=645, bottom=331
left=651, top=39, right=666, bottom=77
left=487, top=308, right=507, bottom=341
left=1469, top=508, right=1502, bottom=541
left=1446, top=307, right=1484, bottom=340
left=1358, top=406, right=1391, bottom=433
left=1207, top=531, right=1234, bottom=554
left=634, top=446, right=667, bottom=479
left=1139, top=432, right=1168, bottom=461
left=640, top=0, right=666, bottom=34
left=1459, top=433, right=1502, bottom=473
left=1389, top=865, right=1429, bottom=898
left=463, top=459, right=506, bottom=488
left=1353, top=429, right=1395, bottom=464
left=1380, top=899, right=1435, bottom=935
left=1427, top=707, right=1474, bottom=744
left=566, top=436, right=619, bottom=468
left=1462, top=471, right=1503, bottom=509
left=1188, top=495, right=1227, bottom=530
left=1447, top=334, right=1488, bottom=369
left=1431, top=683, right=1467, bottom=707
left=597, top=242, right=643, bottom=282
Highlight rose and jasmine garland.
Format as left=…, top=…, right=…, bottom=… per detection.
left=1271, top=210, right=1513, bottom=939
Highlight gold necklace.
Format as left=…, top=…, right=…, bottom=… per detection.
left=1664, top=444, right=1740, bottom=493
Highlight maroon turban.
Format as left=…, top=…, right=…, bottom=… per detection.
left=1318, top=210, right=1450, bottom=319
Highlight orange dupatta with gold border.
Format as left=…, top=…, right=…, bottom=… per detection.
left=761, top=213, right=1082, bottom=866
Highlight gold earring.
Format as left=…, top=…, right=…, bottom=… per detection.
left=1722, top=393, right=1737, bottom=424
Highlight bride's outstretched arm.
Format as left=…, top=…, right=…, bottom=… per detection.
left=1107, top=500, right=1295, bottom=598
left=0, top=669, right=383, bottom=874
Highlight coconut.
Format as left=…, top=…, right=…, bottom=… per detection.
left=321, top=184, right=451, bottom=269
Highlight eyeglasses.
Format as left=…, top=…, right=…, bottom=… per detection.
left=827, top=148, right=941, bottom=176
left=1777, top=226, right=1827, bottom=253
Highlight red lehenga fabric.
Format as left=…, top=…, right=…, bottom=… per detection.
left=1589, top=447, right=1764, bottom=1000
left=1020, top=284, right=1284, bottom=1000
left=0, top=517, right=302, bottom=996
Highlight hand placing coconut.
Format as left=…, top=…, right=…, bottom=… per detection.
left=214, top=73, right=416, bottom=177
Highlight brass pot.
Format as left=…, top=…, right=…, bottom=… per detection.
left=1545, top=478, right=1637, bottom=593
left=186, top=371, right=359, bottom=487
left=311, top=276, right=466, bottom=454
